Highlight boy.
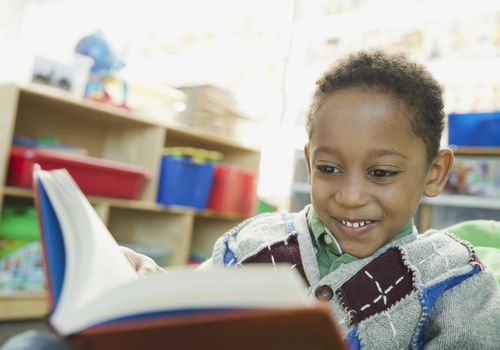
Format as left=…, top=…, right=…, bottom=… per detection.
left=4, top=50, right=500, bottom=349
left=200, top=50, right=500, bottom=349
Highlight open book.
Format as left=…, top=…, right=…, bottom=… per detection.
left=34, top=167, right=346, bottom=349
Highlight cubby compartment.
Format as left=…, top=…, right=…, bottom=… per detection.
left=164, top=128, right=261, bottom=172
left=8, top=87, right=166, bottom=202
left=107, top=207, right=194, bottom=267
left=190, top=215, right=243, bottom=260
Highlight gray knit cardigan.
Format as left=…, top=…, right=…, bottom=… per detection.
left=205, top=205, right=500, bottom=349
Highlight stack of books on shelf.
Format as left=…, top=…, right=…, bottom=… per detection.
left=177, top=85, right=261, bottom=145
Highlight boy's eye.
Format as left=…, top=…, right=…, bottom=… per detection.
left=369, top=169, right=398, bottom=178
left=316, top=165, right=340, bottom=174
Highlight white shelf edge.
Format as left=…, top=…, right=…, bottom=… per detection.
left=421, top=194, right=500, bottom=210
left=292, top=183, right=310, bottom=193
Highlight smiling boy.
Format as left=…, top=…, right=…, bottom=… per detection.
left=305, top=86, right=450, bottom=259
left=205, top=50, right=500, bottom=349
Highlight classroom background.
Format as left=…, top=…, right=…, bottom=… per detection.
left=1, top=0, right=500, bottom=342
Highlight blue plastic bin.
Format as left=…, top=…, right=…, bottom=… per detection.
left=448, top=112, right=500, bottom=147
left=156, top=148, right=220, bottom=209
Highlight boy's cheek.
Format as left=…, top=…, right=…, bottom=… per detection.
left=310, top=183, right=333, bottom=206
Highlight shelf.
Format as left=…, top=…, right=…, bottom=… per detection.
left=18, top=84, right=165, bottom=127
left=0, top=82, right=261, bottom=319
left=292, top=183, right=310, bottom=194
left=17, top=84, right=259, bottom=152
left=162, top=123, right=261, bottom=172
left=2, top=186, right=33, bottom=199
left=3, top=186, right=249, bottom=222
left=16, top=85, right=260, bottom=152
left=451, top=147, right=500, bottom=156
left=164, top=123, right=260, bottom=152
left=3, top=185, right=174, bottom=212
left=195, top=209, right=249, bottom=222
left=0, top=291, right=48, bottom=320
left=421, top=194, right=500, bottom=210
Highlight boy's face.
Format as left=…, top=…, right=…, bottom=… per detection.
left=305, top=87, right=451, bottom=258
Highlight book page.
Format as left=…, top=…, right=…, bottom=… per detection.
left=37, top=169, right=139, bottom=328
left=54, top=266, right=312, bottom=335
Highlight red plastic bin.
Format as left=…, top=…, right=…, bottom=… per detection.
left=7, top=146, right=150, bottom=200
left=207, top=165, right=257, bottom=216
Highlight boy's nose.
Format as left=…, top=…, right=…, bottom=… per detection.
left=334, top=178, right=369, bottom=208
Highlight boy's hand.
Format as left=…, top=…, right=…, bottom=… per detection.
left=119, top=246, right=160, bottom=276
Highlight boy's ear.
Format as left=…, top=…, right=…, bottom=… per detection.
left=423, top=148, right=454, bottom=197
left=304, top=143, right=312, bottom=184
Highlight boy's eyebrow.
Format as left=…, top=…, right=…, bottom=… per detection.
left=313, top=146, right=339, bottom=156
left=314, top=146, right=408, bottom=159
left=369, top=149, right=408, bottom=159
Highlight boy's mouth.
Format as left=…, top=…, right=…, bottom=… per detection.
left=333, top=217, right=377, bottom=237
left=339, top=219, right=372, bottom=228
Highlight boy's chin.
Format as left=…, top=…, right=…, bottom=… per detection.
left=342, top=243, right=381, bottom=259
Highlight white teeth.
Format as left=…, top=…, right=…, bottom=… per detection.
left=341, top=219, right=371, bottom=228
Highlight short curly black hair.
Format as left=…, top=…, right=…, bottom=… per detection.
left=306, top=50, right=445, bottom=163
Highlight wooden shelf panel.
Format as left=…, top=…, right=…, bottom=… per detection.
left=2, top=186, right=33, bottom=198
left=163, top=127, right=261, bottom=172
left=421, top=194, right=500, bottom=210
left=164, top=124, right=260, bottom=152
left=9, top=84, right=168, bottom=202
left=191, top=216, right=244, bottom=259
left=451, top=147, right=500, bottom=156
left=15, top=85, right=260, bottom=153
left=18, top=84, right=163, bottom=127
left=0, top=291, right=48, bottom=320
left=195, top=209, right=249, bottom=221
left=3, top=186, right=251, bottom=221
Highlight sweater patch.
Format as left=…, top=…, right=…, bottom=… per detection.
left=337, top=247, right=415, bottom=326
left=345, top=326, right=361, bottom=350
left=223, top=241, right=237, bottom=267
left=240, top=235, right=308, bottom=284
left=406, top=233, right=471, bottom=285
left=358, top=291, right=422, bottom=350
left=445, top=232, right=486, bottom=271
left=413, top=264, right=481, bottom=350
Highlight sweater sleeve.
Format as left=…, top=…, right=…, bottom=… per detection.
left=424, top=270, right=500, bottom=349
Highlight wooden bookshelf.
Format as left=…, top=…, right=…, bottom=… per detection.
left=0, top=84, right=261, bottom=319
left=418, top=148, right=500, bottom=230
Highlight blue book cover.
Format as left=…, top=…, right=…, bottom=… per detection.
left=34, top=176, right=66, bottom=308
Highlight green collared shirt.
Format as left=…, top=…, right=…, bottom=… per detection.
left=307, top=206, right=414, bottom=278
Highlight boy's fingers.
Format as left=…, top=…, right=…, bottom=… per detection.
left=119, top=245, right=158, bottom=275
left=136, top=257, right=158, bottom=276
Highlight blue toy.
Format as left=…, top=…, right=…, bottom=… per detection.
left=75, top=32, right=129, bottom=108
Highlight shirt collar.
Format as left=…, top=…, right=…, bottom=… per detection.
left=307, top=206, right=343, bottom=255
